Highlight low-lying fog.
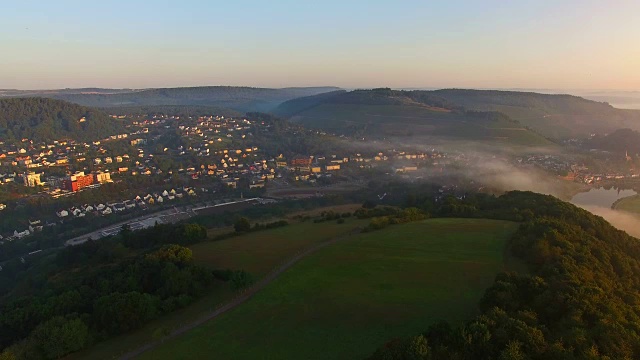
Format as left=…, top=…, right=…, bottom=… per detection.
left=361, top=136, right=640, bottom=238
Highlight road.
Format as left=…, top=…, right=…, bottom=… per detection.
left=64, top=207, right=192, bottom=246
left=65, top=198, right=260, bottom=246
left=119, top=227, right=362, bottom=360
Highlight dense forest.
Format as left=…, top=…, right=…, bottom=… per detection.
left=370, top=191, right=640, bottom=359
left=0, top=98, right=125, bottom=143
left=0, top=222, right=218, bottom=359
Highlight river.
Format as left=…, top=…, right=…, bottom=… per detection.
left=571, top=187, right=637, bottom=208
left=570, top=187, right=640, bottom=238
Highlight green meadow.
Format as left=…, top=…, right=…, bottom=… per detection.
left=142, top=218, right=518, bottom=360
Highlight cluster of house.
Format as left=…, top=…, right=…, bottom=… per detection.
left=1, top=219, right=46, bottom=242
left=1, top=187, right=198, bottom=243
left=0, top=132, right=135, bottom=170
left=55, top=188, right=197, bottom=219
left=577, top=172, right=640, bottom=184
left=517, top=155, right=573, bottom=175
left=516, top=154, right=640, bottom=184
left=263, top=149, right=450, bottom=183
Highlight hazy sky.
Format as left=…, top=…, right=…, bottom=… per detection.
left=1, top=0, right=639, bottom=90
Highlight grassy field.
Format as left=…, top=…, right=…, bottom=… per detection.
left=613, top=194, right=640, bottom=214
left=141, top=218, right=519, bottom=360
left=192, top=219, right=368, bottom=276
left=70, top=219, right=366, bottom=360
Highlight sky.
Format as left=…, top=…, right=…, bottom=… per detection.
left=1, top=0, right=639, bottom=90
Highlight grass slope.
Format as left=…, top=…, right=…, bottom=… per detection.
left=141, top=218, right=519, bottom=360
left=192, top=220, right=369, bottom=276
left=71, top=219, right=365, bottom=360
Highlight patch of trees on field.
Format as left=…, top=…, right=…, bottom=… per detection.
left=370, top=191, right=640, bottom=359
left=352, top=206, right=428, bottom=232
left=233, top=217, right=288, bottom=234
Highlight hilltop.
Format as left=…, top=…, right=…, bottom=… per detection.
left=275, top=88, right=640, bottom=139
left=0, top=86, right=341, bottom=113
left=274, top=88, right=551, bottom=146
left=0, top=98, right=125, bottom=143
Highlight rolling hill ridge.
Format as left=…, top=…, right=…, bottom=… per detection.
left=275, top=88, right=640, bottom=140
left=274, top=88, right=552, bottom=146
left=0, top=86, right=341, bottom=113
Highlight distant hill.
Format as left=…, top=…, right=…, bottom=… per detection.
left=276, top=88, right=640, bottom=139
left=0, top=98, right=125, bottom=143
left=103, top=105, right=242, bottom=118
left=273, top=88, right=552, bottom=146
left=0, top=86, right=342, bottom=113
left=588, top=128, right=640, bottom=154
left=431, top=89, right=640, bottom=138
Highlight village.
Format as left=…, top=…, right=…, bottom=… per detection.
left=4, top=109, right=639, bottom=244
left=0, top=112, right=455, bottom=243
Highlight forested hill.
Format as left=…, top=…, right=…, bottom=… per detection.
left=275, top=88, right=640, bottom=139
left=588, top=128, right=640, bottom=154
left=0, top=98, right=125, bottom=143
left=371, top=190, right=640, bottom=359
left=25, top=86, right=341, bottom=113
left=271, top=88, right=552, bottom=146
left=273, top=88, right=460, bottom=118
left=432, top=89, right=640, bottom=138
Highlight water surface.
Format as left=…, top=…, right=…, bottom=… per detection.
left=571, top=187, right=637, bottom=208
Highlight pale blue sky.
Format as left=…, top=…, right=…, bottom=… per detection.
left=1, top=0, right=638, bottom=90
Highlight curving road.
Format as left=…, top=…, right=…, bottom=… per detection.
left=119, top=227, right=362, bottom=360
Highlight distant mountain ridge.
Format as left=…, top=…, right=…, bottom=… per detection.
left=0, top=98, right=125, bottom=143
left=0, top=86, right=341, bottom=113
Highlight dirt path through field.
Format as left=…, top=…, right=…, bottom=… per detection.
left=119, top=227, right=362, bottom=359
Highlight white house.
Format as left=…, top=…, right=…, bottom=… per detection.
left=13, top=229, right=30, bottom=239
left=102, top=207, right=113, bottom=215
left=56, top=210, right=69, bottom=218
left=0, top=204, right=6, bottom=211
